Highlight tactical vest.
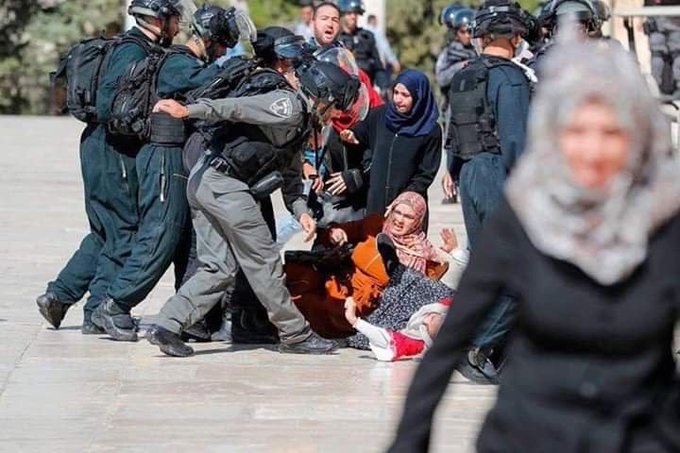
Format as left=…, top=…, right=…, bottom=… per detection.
left=183, top=69, right=309, bottom=182
left=447, top=56, right=519, bottom=161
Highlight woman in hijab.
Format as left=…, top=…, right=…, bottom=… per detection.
left=340, top=69, right=442, bottom=217
left=388, top=41, right=680, bottom=452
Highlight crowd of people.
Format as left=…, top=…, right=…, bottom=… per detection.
left=35, top=0, right=679, bottom=450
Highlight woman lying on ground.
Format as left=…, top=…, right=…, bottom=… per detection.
left=286, top=191, right=468, bottom=340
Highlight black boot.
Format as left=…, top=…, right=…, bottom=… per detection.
left=457, top=348, right=501, bottom=385
left=36, top=292, right=71, bottom=329
left=91, top=298, right=138, bottom=342
left=145, top=325, right=194, bottom=357
left=231, top=306, right=279, bottom=344
left=376, top=233, right=401, bottom=277
left=279, top=332, right=338, bottom=355
left=81, top=319, right=105, bottom=335
left=181, top=319, right=212, bottom=343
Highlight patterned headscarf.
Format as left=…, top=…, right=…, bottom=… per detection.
left=506, top=40, right=680, bottom=285
left=382, top=191, right=439, bottom=274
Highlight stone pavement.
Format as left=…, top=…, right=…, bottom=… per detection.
left=0, top=116, right=494, bottom=452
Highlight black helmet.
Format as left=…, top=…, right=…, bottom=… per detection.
left=443, top=7, right=476, bottom=31
left=541, top=0, right=600, bottom=32
left=253, top=26, right=295, bottom=65
left=298, top=60, right=360, bottom=112
left=591, top=0, right=610, bottom=22
left=128, top=0, right=181, bottom=19
left=191, top=5, right=255, bottom=49
left=338, top=0, right=365, bottom=15
left=440, top=4, right=464, bottom=27
left=520, top=9, right=542, bottom=45
left=472, top=0, right=528, bottom=38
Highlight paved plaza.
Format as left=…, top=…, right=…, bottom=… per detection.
left=0, top=116, right=495, bottom=452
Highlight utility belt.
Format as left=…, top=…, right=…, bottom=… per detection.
left=149, top=112, right=187, bottom=145
left=208, top=155, right=283, bottom=200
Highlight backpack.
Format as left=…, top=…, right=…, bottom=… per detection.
left=447, top=56, right=517, bottom=161
left=107, top=47, right=170, bottom=140
left=50, top=35, right=147, bottom=123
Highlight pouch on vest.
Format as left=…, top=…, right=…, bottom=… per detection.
left=107, top=48, right=169, bottom=140
left=50, top=35, right=147, bottom=123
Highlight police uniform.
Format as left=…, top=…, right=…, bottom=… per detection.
left=338, top=28, right=387, bottom=88
left=448, top=55, right=530, bottom=376
left=101, top=45, right=222, bottom=320
left=44, top=27, right=155, bottom=328
left=155, top=88, right=314, bottom=344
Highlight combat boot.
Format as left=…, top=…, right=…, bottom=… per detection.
left=36, top=292, right=71, bottom=329
left=91, top=298, right=138, bottom=342
left=145, top=325, right=194, bottom=357
left=279, top=332, right=338, bottom=355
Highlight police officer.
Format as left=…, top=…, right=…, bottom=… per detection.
left=645, top=0, right=680, bottom=95
left=337, top=0, right=388, bottom=89
left=531, top=0, right=601, bottom=72
left=91, top=5, right=253, bottom=342
left=447, top=0, right=531, bottom=383
left=143, top=59, right=360, bottom=357
left=436, top=5, right=478, bottom=204
left=36, top=0, right=181, bottom=334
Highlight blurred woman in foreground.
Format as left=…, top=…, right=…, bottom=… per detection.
left=388, top=40, right=680, bottom=452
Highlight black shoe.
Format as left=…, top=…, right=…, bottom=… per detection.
left=457, top=349, right=501, bottom=385
left=231, top=307, right=279, bottom=344
left=91, top=299, right=138, bottom=342
left=279, top=332, right=338, bottom=355
left=81, top=320, right=105, bottom=335
left=376, top=233, right=400, bottom=277
left=181, top=320, right=212, bottom=343
left=36, top=292, right=71, bottom=329
left=145, top=325, right=194, bottom=357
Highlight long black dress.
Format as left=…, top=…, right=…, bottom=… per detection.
left=389, top=198, right=680, bottom=452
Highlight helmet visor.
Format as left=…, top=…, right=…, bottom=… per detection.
left=313, top=46, right=360, bottom=77
left=233, top=9, right=257, bottom=43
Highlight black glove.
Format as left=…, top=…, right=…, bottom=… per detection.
left=341, top=168, right=363, bottom=194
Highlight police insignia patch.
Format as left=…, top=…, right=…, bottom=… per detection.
left=269, top=97, right=293, bottom=117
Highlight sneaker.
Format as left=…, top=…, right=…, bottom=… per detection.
left=145, top=325, right=194, bottom=357
left=91, top=299, right=138, bottom=342
left=279, top=332, right=338, bottom=355
left=36, top=292, right=71, bottom=329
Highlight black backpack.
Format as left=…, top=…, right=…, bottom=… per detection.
left=107, top=47, right=171, bottom=140
left=50, top=35, right=148, bottom=123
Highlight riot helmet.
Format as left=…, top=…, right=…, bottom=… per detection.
left=298, top=60, right=361, bottom=114
left=191, top=6, right=256, bottom=49
left=440, top=4, right=464, bottom=27
left=338, top=0, right=366, bottom=15
left=472, top=0, right=528, bottom=38
left=253, top=26, right=296, bottom=65
left=442, top=5, right=475, bottom=31
left=541, top=0, right=600, bottom=34
left=128, top=0, right=183, bottom=47
left=592, top=0, right=610, bottom=22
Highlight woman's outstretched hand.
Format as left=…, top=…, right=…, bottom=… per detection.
left=439, top=228, right=458, bottom=253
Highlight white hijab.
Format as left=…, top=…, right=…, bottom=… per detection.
left=506, top=41, right=680, bottom=285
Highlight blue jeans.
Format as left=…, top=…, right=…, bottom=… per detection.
left=459, top=153, right=516, bottom=352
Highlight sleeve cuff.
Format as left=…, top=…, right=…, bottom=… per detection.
left=186, top=103, right=208, bottom=119
left=292, top=199, right=310, bottom=220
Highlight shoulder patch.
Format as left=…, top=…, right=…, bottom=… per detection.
left=269, top=97, right=293, bottom=118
